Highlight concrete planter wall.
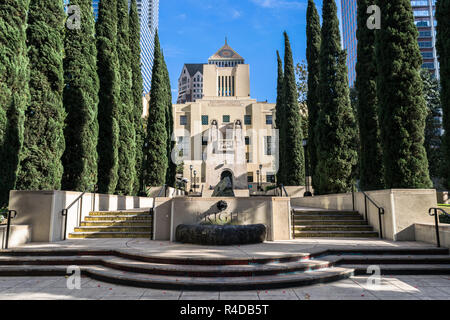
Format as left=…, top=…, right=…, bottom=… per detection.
left=9, top=190, right=154, bottom=242
left=415, top=223, right=450, bottom=248
left=291, top=189, right=438, bottom=241
left=0, top=225, right=31, bottom=248
left=153, top=196, right=291, bottom=242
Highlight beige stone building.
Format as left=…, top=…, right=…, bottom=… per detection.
left=173, top=41, right=278, bottom=193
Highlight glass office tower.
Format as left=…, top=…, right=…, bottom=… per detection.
left=340, top=0, right=439, bottom=86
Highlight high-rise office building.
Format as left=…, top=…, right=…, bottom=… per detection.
left=64, top=1, right=159, bottom=94
left=340, top=0, right=358, bottom=86
left=340, top=0, right=439, bottom=86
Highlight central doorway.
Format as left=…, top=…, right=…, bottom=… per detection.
left=220, top=170, right=234, bottom=188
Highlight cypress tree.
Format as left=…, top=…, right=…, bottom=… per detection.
left=355, top=0, right=384, bottom=191
left=16, top=0, right=66, bottom=191
left=129, top=0, right=145, bottom=195
left=96, top=0, right=120, bottom=194
left=275, top=50, right=285, bottom=185
left=283, top=32, right=305, bottom=186
left=62, top=0, right=99, bottom=191
left=144, top=31, right=168, bottom=187
left=421, top=69, right=442, bottom=180
left=115, top=0, right=136, bottom=195
left=436, top=0, right=450, bottom=189
left=0, top=0, right=30, bottom=206
left=376, top=0, right=432, bottom=188
left=306, top=0, right=321, bottom=192
left=162, top=53, right=176, bottom=187
left=315, top=0, right=358, bottom=195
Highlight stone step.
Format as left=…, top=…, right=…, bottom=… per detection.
left=333, top=255, right=450, bottom=265
left=293, top=210, right=360, bottom=216
left=293, top=215, right=364, bottom=221
left=293, top=219, right=369, bottom=225
left=0, top=256, right=333, bottom=277
left=294, top=225, right=374, bottom=231
left=340, top=264, right=450, bottom=275
left=84, top=215, right=152, bottom=221
left=80, top=221, right=152, bottom=227
left=68, top=232, right=151, bottom=239
left=74, top=226, right=152, bottom=233
left=89, top=211, right=150, bottom=216
left=294, top=231, right=379, bottom=238
left=0, top=265, right=354, bottom=291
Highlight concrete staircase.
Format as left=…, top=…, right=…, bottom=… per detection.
left=0, top=247, right=448, bottom=290
left=68, top=210, right=153, bottom=239
left=292, top=208, right=379, bottom=238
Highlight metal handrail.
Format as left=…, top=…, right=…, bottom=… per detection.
left=361, top=190, right=385, bottom=239
left=3, top=210, right=18, bottom=249
left=428, top=207, right=449, bottom=248
left=61, top=184, right=98, bottom=241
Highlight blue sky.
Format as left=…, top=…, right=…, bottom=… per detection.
left=159, top=0, right=341, bottom=103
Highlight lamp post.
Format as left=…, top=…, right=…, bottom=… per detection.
left=259, top=164, right=263, bottom=191
left=303, top=139, right=312, bottom=197
left=256, top=170, right=260, bottom=192
left=189, top=165, right=193, bottom=193
left=193, top=170, right=197, bottom=193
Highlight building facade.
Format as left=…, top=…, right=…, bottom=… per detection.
left=173, top=41, right=278, bottom=193
left=340, top=0, right=440, bottom=86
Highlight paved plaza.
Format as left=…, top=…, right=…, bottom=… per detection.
left=0, top=274, right=449, bottom=300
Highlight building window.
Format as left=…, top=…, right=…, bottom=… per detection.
left=266, top=173, right=275, bottom=183
left=245, top=136, right=250, bottom=145
left=264, top=136, right=272, bottom=156
left=202, top=115, right=208, bottom=125
left=180, top=115, right=187, bottom=125
left=246, top=152, right=251, bottom=163
left=266, top=115, right=273, bottom=125
left=244, top=115, right=252, bottom=125
left=223, top=115, right=230, bottom=123
left=247, top=172, right=254, bottom=183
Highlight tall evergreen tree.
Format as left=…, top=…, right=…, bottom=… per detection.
left=436, top=0, right=450, bottom=189
left=306, top=0, right=321, bottom=192
left=376, top=0, right=432, bottom=188
left=355, top=0, right=384, bottom=191
left=275, top=50, right=285, bottom=184
left=315, top=0, right=358, bottom=195
left=129, top=0, right=145, bottom=195
left=62, top=0, right=99, bottom=191
left=96, top=0, right=120, bottom=194
left=115, top=0, right=136, bottom=195
left=283, top=32, right=305, bottom=186
left=420, top=69, right=442, bottom=180
left=162, top=53, right=176, bottom=187
left=0, top=0, right=30, bottom=206
left=16, top=0, right=66, bottom=191
left=144, top=31, right=168, bottom=187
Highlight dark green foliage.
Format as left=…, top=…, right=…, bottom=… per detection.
left=421, top=69, right=442, bottom=180
left=282, top=32, right=305, bottom=186
left=162, top=54, right=176, bottom=187
left=115, top=0, right=136, bottom=195
left=129, top=0, right=145, bottom=195
left=376, top=0, right=432, bottom=189
left=355, top=0, right=384, bottom=191
left=436, top=0, right=450, bottom=189
left=306, top=0, right=321, bottom=191
left=62, top=0, right=99, bottom=191
left=16, top=0, right=66, bottom=191
left=144, top=31, right=168, bottom=186
left=315, top=0, right=358, bottom=195
left=0, top=0, right=30, bottom=206
left=96, top=0, right=120, bottom=194
left=275, top=50, right=285, bottom=184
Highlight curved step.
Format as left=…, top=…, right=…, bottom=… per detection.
left=341, top=264, right=450, bottom=275
left=294, top=231, right=379, bottom=238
